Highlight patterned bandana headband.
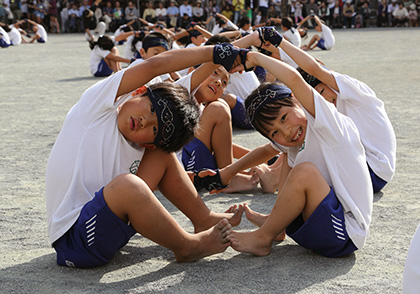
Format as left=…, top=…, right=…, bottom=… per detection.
left=246, top=84, right=292, bottom=124
left=146, top=88, right=177, bottom=149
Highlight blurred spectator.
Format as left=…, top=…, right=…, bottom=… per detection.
left=258, top=0, right=269, bottom=23
left=377, top=0, right=386, bottom=27
left=155, top=1, right=167, bottom=23
left=125, top=1, right=139, bottom=24
left=102, top=1, right=113, bottom=31
left=387, top=0, right=397, bottom=26
left=332, top=0, right=343, bottom=28
left=179, top=0, right=192, bottom=18
left=319, top=1, right=330, bottom=25
left=393, top=1, right=408, bottom=26
left=408, top=3, right=418, bottom=27
left=167, top=0, right=179, bottom=27
left=343, top=0, right=356, bottom=28
left=48, top=0, right=59, bottom=33
left=67, top=2, right=80, bottom=32
left=221, top=4, right=233, bottom=21
left=192, top=0, right=204, bottom=22
left=142, top=1, right=155, bottom=23
left=33, top=0, right=46, bottom=24
left=60, top=0, right=70, bottom=32
left=272, top=0, right=282, bottom=18
left=112, top=0, right=124, bottom=26
left=232, top=0, right=245, bottom=24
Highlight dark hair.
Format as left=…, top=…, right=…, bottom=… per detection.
left=204, top=34, right=231, bottom=45
left=245, top=82, right=295, bottom=139
left=238, top=16, right=251, bottom=29
left=131, top=31, right=146, bottom=54
left=281, top=17, right=294, bottom=30
left=89, top=35, right=114, bottom=50
left=148, top=82, right=200, bottom=152
left=1, top=24, right=11, bottom=32
left=141, top=31, right=169, bottom=53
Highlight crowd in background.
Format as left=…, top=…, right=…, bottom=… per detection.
left=1, top=0, right=419, bottom=35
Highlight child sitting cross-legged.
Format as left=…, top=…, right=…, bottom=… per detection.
left=46, top=45, right=246, bottom=268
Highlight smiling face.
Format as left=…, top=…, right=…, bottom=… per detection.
left=267, top=104, right=307, bottom=147
left=194, top=67, right=229, bottom=104
left=117, top=93, right=158, bottom=146
left=314, top=83, right=337, bottom=106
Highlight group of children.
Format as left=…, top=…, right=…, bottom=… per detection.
left=46, top=18, right=397, bottom=269
left=0, top=18, right=47, bottom=47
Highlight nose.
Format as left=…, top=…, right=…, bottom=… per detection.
left=139, top=115, right=151, bottom=128
left=214, top=79, right=221, bottom=88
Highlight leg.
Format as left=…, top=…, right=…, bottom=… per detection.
left=196, top=100, right=233, bottom=168
left=103, top=173, right=232, bottom=262
left=231, top=162, right=330, bottom=256
left=306, top=34, right=320, bottom=50
left=136, top=148, right=243, bottom=231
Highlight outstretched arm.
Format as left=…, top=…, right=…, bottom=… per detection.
left=117, top=45, right=215, bottom=97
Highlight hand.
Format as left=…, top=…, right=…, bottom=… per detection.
left=256, top=26, right=283, bottom=48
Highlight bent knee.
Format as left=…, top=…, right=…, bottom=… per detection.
left=289, top=162, right=321, bottom=182
left=106, top=173, right=148, bottom=195
left=203, top=100, right=232, bottom=122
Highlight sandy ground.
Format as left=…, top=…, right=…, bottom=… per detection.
left=1, top=28, right=420, bottom=293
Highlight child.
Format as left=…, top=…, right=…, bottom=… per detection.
left=82, top=0, right=106, bottom=42
left=46, top=45, right=246, bottom=268
left=89, top=35, right=131, bottom=77
left=174, top=44, right=259, bottom=193
left=0, top=24, right=11, bottom=48
left=301, top=14, right=335, bottom=51
left=217, top=31, right=373, bottom=257
left=21, top=18, right=47, bottom=43
left=267, top=27, right=395, bottom=193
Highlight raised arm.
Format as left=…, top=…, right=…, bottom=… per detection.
left=117, top=45, right=214, bottom=97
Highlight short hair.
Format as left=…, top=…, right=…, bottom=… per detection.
left=281, top=17, right=294, bottom=30
left=238, top=16, right=251, bottom=29
left=245, top=82, right=295, bottom=139
left=204, top=34, right=231, bottom=45
left=142, top=31, right=169, bottom=52
left=148, top=82, right=200, bottom=152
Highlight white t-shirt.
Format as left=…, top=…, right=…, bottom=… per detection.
left=321, top=23, right=335, bottom=50
left=225, top=71, right=260, bottom=100
left=46, top=70, right=145, bottom=245
left=333, top=72, right=396, bottom=182
left=283, top=28, right=301, bottom=48
left=89, top=45, right=111, bottom=75
left=0, top=26, right=11, bottom=45
left=129, top=58, right=171, bottom=84
left=8, top=25, right=22, bottom=45
left=36, top=24, right=47, bottom=42
left=403, top=223, right=420, bottom=294
left=124, top=35, right=142, bottom=59
left=272, top=90, right=373, bottom=249
left=211, top=20, right=239, bottom=35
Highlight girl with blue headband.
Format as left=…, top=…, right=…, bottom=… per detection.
left=213, top=29, right=373, bottom=257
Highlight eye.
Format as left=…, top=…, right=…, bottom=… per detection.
left=281, top=114, right=286, bottom=123
left=271, top=130, right=278, bottom=138
left=320, top=88, right=325, bottom=95
left=150, top=104, right=155, bottom=114
left=153, top=126, right=157, bottom=136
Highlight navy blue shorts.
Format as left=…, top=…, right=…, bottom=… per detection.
left=53, top=188, right=136, bottom=268
left=37, top=37, right=46, bottom=43
left=94, top=59, right=113, bottom=77
left=231, top=96, right=253, bottom=129
left=286, top=187, right=357, bottom=257
left=316, top=38, right=327, bottom=50
left=182, top=137, right=217, bottom=172
left=0, top=38, right=10, bottom=48
left=368, top=164, right=387, bottom=193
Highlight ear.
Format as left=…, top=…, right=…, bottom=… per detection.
left=139, top=48, right=146, bottom=58
left=139, top=143, right=157, bottom=150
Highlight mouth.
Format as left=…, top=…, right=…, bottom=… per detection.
left=291, top=127, right=302, bottom=142
left=208, top=85, right=216, bottom=94
left=130, top=117, right=136, bottom=131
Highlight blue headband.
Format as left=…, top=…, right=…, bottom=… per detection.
left=246, top=84, right=292, bottom=124
left=147, top=88, right=178, bottom=149
left=143, top=36, right=169, bottom=51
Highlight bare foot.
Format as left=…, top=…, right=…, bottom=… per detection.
left=230, top=230, right=272, bottom=256
left=243, top=203, right=268, bottom=227
left=194, top=205, right=243, bottom=233
left=211, top=173, right=259, bottom=194
left=244, top=204, right=286, bottom=242
left=251, top=156, right=283, bottom=193
left=175, top=218, right=232, bottom=262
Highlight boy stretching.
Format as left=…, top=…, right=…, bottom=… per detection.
left=46, top=45, right=244, bottom=268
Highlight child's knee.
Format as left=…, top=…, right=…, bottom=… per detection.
left=289, top=162, right=320, bottom=182
left=203, top=100, right=232, bottom=123
left=106, top=173, right=147, bottom=196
